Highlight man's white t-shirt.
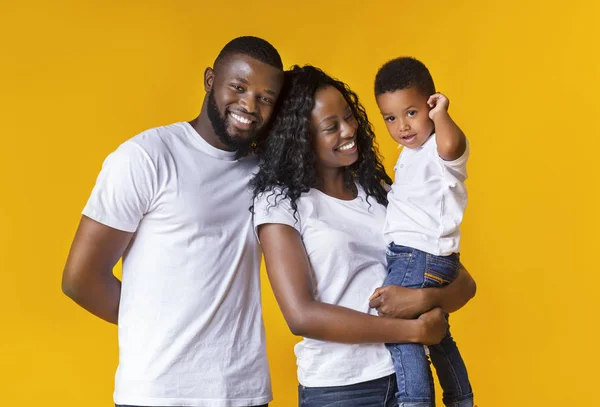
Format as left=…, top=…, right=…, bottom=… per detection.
left=384, top=134, right=469, bottom=256
left=253, top=185, right=395, bottom=388
left=83, top=122, right=271, bottom=406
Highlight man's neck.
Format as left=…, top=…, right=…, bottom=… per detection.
left=189, top=104, right=231, bottom=152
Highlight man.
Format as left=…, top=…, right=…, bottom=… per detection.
left=62, top=36, right=284, bottom=407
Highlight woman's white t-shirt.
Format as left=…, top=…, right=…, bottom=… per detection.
left=253, top=185, right=394, bottom=387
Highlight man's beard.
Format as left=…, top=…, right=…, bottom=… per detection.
left=207, top=89, right=259, bottom=158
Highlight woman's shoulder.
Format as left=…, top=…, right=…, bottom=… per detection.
left=253, top=187, right=320, bottom=234
left=254, top=186, right=316, bottom=215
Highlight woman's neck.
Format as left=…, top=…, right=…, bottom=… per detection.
left=315, top=167, right=357, bottom=201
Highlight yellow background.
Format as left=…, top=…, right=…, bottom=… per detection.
left=1, top=0, right=598, bottom=405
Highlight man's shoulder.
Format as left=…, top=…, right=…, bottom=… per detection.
left=106, top=122, right=192, bottom=169
left=126, top=122, right=188, bottom=153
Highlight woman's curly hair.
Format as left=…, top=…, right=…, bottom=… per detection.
left=251, top=65, right=392, bottom=216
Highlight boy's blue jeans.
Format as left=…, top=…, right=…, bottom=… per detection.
left=384, top=243, right=473, bottom=407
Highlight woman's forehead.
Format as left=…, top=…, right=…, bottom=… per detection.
left=313, top=86, right=348, bottom=115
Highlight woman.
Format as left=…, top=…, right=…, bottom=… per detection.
left=252, top=66, right=476, bottom=406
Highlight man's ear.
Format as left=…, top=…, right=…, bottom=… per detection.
left=204, top=67, right=214, bottom=92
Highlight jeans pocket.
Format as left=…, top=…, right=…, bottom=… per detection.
left=386, top=243, right=414, bottom=258
left=386, top=244, right=413, bottom=281
left=424, top=253, right=459, bottom=287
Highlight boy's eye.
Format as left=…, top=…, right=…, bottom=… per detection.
left=385, top=116, right=395, bottom=122
left=407, top=110, right=417, bottom=117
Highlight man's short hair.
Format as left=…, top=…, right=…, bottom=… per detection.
left=214, top=36, right=283, bottom=70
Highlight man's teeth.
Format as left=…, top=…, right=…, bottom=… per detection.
left=230, top=112, right=252, bottom=125
left=338, top=141, right=356, bottom=151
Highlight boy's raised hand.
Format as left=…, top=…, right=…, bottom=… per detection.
left=428, top=92, right=450, bottom=120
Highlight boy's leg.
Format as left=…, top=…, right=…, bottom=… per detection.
left=429, top=332, right=473, bottom=407
left=385, top=245, right=435, bottom=406
left=423, top=254, right=474, bottom=407
left=387, top=342, right=436, bottom=407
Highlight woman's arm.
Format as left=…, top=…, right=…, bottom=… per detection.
left=425, top=265, right=476, bottom=313
left=258, top=223, right=448, bottom=345
left=369, top=265, right=476, bottom=319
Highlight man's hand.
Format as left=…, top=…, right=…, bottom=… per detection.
left=369, top=285, right=431, bottom=319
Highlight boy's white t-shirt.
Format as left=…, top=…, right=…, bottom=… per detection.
left=83, top=122, right=271, bottom=407
left=253, top=186, right=395, bottom=388
left=384, top=134, right=469, bottom=256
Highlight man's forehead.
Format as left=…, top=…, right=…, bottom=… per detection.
left=215, top=54, right=282, bottom=85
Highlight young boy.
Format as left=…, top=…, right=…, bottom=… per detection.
left=373, top=57, right=474, bottom=407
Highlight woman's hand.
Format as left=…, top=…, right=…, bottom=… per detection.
left=369, top=266, right=476, bottom=318
left=416, top=308, right=448, bottom=345
left=369, top=285, right=431, bottom=319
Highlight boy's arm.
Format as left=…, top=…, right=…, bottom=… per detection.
left=429, top=93, right=467, bottom=161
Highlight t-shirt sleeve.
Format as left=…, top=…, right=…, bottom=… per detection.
left=253, top=189, right=301, bottom=235
left=82, top=141, right=156, bottom=232
left=439, top=139, right=469, bottom=180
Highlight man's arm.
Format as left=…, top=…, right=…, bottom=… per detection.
left=61, top=216, right=134, bottom=324
left=258, top=223, right=448, bottom=345
left=369, top=265, right=476, bottom=318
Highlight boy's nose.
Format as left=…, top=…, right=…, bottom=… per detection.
left=398, top=121, right=410, bottom=132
